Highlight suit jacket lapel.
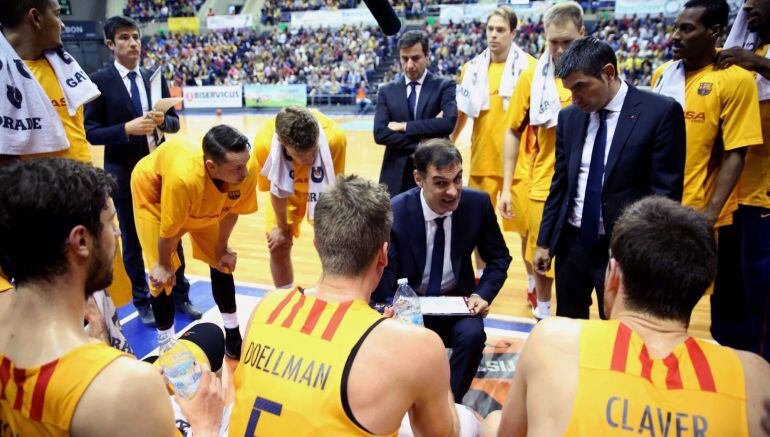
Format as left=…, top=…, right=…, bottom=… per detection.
left=109, top=65, right=135, bottom=118
left=395, top=75, right=410, bottom=121
left=604, top=85, right=641, bottom=182
left=415, top=72, right=435, bottom=119
left=141, top=67, right=153, bottom=109
left=406, top=191, right=427, bottom=278
left=449, top=194, right=466, bottom=280
left=568, top=111, right=590, bottom=187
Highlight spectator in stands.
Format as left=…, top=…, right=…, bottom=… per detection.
left=355, top=81, right=373, bottom=114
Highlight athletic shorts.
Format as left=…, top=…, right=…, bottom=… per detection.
left=264, top=192, right=309, bottom=238
left=526, top=199, right=554, bottom=278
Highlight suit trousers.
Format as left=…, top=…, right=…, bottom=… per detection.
left=424, top=315, right=486, bottom=403
left=114, top=194, right=190, bottom=309
left=554, top=224, right=609, bottom=319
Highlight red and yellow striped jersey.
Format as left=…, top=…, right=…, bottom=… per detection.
left=565, top=320, right=748, bottom=436
left=229, top=288, right=392, bottom=436
left=0, top=342, right=127, bottom=436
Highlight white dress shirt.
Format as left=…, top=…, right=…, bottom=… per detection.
left=569, top=80, right=629, bottom=232
left=114, top=60, right=155, bottom=148
left=418, top=189, right=456, bottom=294
left=404, top=69, right=428, bottom=117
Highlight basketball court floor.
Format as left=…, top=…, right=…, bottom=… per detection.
left=89, top=111, right=714, bottom=415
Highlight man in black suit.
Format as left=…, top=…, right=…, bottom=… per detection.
left=374, top=31, right=458, bottom=197
left=534, top=37, right=686, bottom=319
left=84, top=16, right=201, bottom=325
left=374, top=139, right=512, bottom=402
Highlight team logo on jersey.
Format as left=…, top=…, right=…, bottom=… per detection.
left=228, top=190, right=241, bottom=200
left=698, top=82, right=713, bottom=96
left=310, top=166, right=325, bottom=183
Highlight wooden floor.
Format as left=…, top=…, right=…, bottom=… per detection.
left=89, top=112, right=713, bottom=339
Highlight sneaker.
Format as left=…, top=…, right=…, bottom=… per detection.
left=137, top=306, right=156, bottom=327
left=176, top=300, right=203, bottom=320
left=225, top=327, right=243, bottom=360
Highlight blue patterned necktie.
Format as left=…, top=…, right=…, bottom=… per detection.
left=581, top=109, right=609, bottom=248
left=407, top=82, right=417, bottom=120
left=127, top=71, right=143, bottom=118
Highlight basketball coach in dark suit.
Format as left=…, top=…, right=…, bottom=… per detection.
left=85, top=16, right=200, bottom=325
left=534, top=37, right=686, bottom=320
left=373, top=139, right=511, bottom=402
left=374, top=30, right=458, bottom=197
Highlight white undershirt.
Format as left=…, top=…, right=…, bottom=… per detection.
left=418, top=189, right=456, bottom=294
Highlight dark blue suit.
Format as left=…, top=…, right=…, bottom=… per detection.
left=374, top=187, right=511, bottom=402
left=84, top=64, right=189, bottom=310
left=538, top=83, right=685, bottom=318
left=374, top=72, right=457, bottom=197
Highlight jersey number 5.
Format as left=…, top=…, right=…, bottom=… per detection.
left=245, top=396, right=283, bottom=436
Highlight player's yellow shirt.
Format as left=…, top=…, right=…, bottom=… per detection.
left=507, top=65, right=572, bottom=201
left=0, top=277, right=10, bottom=293
left=652, top=63, right=763, bottom=224
left=460, top=59, right=530, bottom=178
left=564, top=320, right=748, bottom=436
left=19, top=59, right=91, bottom=164
left=497, top=55, right=539, bottom=183
left=253, top=111, right=346, bottom=194
left=230, top=288, right=393, bottom=437
left=0, top=343, right=127, bottom=436
left=738, top=44, right=770, bottom=209
left=131, top=136, right=259, bottom=238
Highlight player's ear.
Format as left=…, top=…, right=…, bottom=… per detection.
left=413, top=170, right=423, bottom=188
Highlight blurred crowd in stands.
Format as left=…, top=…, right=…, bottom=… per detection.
left=124, top=0, right=204, bottom=22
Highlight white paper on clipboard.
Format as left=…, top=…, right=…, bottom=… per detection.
left=149, top=67, right=162, bottom=106
left=419, top=296, right=472, bottom=316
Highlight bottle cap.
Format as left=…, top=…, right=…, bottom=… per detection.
left=397, top=278, right=408, bottom=285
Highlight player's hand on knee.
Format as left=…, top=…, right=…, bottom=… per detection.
left=176, top=370, right=225, bottom=436
left=217, top=247, right=238, bottom=273
left=267, top=226, right=293, bottom=252
left=150, top=263, right=176, bottom=289
left=533, top=247, right=551, bottom=275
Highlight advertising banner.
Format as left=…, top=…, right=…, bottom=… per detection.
left=291, top=8, right=379, bottom=28
left=244, top=84, right=307, bottom=107
left=168, top=17, right=200, bottom=34
left=182, top=85, right=242, bottom=109
left=206, top=14, right=254, bottom=30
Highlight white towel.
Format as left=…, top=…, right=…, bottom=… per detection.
left=529, top=51, right=562, bottom=128
left=457, top=44, right=529, bottom=117
left=43, top=47, right=100, bottom=116
left=260, top=122, right=336, bottom=221
left=0, top=34, right=69, bottom=155
left=652, top=60, right=686, bottom=109
left=724, top=3, right=770, bottom=101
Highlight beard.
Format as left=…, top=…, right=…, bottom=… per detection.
left=83, top=240, right=114, bottom=297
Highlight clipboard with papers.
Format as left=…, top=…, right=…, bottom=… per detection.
left=419, top=296, right=473, bottom=316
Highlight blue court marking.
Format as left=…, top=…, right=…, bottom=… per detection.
left=120, top=281, right=270, bottom=357
left=120, top=280, right=533, bottom=357
left=338, top=119, right=374, bottom=131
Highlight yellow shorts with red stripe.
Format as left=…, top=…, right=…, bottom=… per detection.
left=135, top=217, right=222, bottom=296
left=264, top=192, right=309, bottom=238
left=468, top=175, right=528, bottom=234
left=526, top=199, right=554, bottom=278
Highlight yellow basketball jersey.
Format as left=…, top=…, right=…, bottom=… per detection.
left=229, top=288, right=392, bottom=437
left=0, top=342, right=127, bottom=435
left=565, top=320, right=748, bottom=436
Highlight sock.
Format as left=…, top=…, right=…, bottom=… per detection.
left=222, top=312, right=239, bottom=329
left=476, top=268, right=484, bottom=278
left=537, top=300, right=552, bottom=318
left=157, top=326, right=175, bottom=346
left=276, top=282, right=294, bottom=290
left=527, top=275, right=535, bottom=292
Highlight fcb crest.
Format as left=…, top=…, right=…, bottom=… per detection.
left=310, top=166, right=325, bottom=183
left=698, top=82, right=713, bottom=96
left=228, top=190, right=241, bottom=200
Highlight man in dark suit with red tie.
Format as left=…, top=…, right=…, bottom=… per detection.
left=533, top=37, right=686, bottom=319
left=374, top=31, right=458, bottom=197
left=84, top=16, right=200, bottom=325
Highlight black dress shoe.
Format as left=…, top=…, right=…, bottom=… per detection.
left=176, top=300, right=203, bottom=319
left=137, top=306, right=156, bottom=326
left=225, top=327, right=242, bottom=360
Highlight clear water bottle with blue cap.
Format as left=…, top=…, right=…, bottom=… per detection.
left=393, top=278, right=424, bottom=326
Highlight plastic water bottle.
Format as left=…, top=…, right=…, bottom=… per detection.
left=158, top=337, right=202, bottom=399
left=393, top=278, right=424, bottom=326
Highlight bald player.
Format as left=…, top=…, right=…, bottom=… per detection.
left=0, top=158, right=223, bottom=436
left=252, top=105, right=346, bottom=289
left=131, top=125, right=259, bottom=359
left=489, top=196, right=770, bottom=436
left=230, top=175, right=459, bottom=436
left=500, top=1, right=584, bottom=318
left=652, top=0, right=763, bottom=350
